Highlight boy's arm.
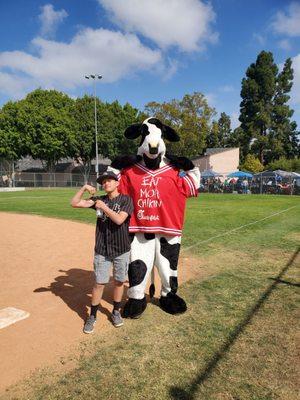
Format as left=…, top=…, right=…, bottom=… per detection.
left=94, top=200, right=128, bottom=225
left=71, top=184, right=96, bottom=208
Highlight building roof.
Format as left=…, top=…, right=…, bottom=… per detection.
left=205, top=147, right=238, bottom=155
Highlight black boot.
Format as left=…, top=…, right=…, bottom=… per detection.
left=123, top=296, right=147, bottom=318
left=159, top=292, right=187, bottom=314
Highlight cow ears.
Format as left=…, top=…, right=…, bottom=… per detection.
left=124, top=123, right=142, bottom=139
left=163, top=126, right=180, bottom=142
left=124, top=121, right=180, bottom=142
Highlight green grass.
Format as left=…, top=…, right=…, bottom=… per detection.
left=0, top=190, right=299, bottom=251
left=0, top=190, right=299, bottom=400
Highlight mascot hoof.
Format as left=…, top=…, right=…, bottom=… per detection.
left=123, top=297, right=147, bottom=319
left=165, top=154, right=195, bottom=171
left=111, top=155, right=142, bottom=169
left=159, top=292, right=187, bottom=314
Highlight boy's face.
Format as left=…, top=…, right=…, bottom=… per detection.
left=101, top=178, right=119, bottom=193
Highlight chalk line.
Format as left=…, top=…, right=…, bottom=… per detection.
left=183, top=205, right=298, bottom=252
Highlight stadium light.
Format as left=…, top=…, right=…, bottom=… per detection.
left=85, top=74, right=103, bottom=186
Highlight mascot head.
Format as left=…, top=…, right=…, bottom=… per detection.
left=124, top=117, right=180, bottom=169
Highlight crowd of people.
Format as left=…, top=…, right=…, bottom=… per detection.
left=199, top=176, right=300, bottom=195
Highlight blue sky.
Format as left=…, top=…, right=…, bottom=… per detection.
left=0, top=0, right=299, bottom=128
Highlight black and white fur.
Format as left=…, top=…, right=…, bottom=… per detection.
left=110, top=117, right=200, bottom=317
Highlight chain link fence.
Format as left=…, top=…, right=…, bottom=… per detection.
left=0, top=172, right=97, bottom=188
left=1, top=171, right=299, bottom=195
left=200, top=173, right=300, bottom=195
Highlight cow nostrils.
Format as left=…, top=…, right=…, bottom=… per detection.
left=148, top=143, right=159, bottom=154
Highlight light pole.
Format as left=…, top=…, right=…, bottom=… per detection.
left=85, top=74, right=102, bottom=186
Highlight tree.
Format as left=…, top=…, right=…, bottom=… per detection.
left=17, top=89, right=76, bottom=171
left=217, top=112, right=232, bottom=147
left=0, top=100, right=29, bottom=183
left=145, top=92, right=216, bottom=157
left=271, top=58, right=299, bottom=161
left=72, top=95, right=99, bottom=182
left=239, top=154, right=264, bottom=173
left=0, top=101, right=25, bottom=161
left=267, top=157, right=300, bottom=172
left=239, top=51, right=278, bottom=163
left=238, top=51, right=299, bottom=164
left=98, top=100, right=140, bottom=159
left=206, top=121, right=219, bottom=148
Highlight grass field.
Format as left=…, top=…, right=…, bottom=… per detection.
left=0, top=190, right=299, bottom=400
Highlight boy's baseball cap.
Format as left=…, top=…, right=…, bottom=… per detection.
left=96, top=171, right=119, bottom=184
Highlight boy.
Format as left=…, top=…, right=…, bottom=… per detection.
left=71, top=171, right=133, bottom=333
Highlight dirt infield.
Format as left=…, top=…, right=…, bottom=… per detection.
left=0, top=212, right=202, bottom=392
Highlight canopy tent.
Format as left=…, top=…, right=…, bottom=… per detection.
left=253, top=170, right=279, bottom=178
left=201, top=169, right=223, bottom=178
left=227, top=171, right=253, bottom=178
left=274, top=169, right=300, bottom=178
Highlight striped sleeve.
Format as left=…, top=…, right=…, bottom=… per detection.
left=118, top=171, right=130, bottom=196
left=177, top=174, right=198, bottom=198
left=120, top=195, right=134, bottom=216
left=88, top=195, right=101, bottom=209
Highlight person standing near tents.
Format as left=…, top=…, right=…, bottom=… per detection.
left=242, top=178, right=248, bottom=194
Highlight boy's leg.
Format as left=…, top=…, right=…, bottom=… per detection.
left=113, top=280, right=124, bottom=311
left=84, top=253, right=110, bottom=333
left=111, top=251, right=129, bottom=326
left=90, top=283, right=105, bottom=317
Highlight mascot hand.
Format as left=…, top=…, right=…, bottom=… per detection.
left=166, top=154, right=195, bottom=171
left=111, top=155, right=142, bottom=170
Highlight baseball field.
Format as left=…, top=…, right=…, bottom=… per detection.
left=0, top=190, right=299, bottom=400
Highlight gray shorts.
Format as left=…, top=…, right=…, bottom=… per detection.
left=93, top=251, right=130, bottom=284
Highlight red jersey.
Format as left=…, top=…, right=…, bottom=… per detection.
left=119, top=163, right=198, bottom=236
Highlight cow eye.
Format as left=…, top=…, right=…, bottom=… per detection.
left=141, top=124, right=149, bottom=135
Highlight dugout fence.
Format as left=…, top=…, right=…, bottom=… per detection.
left=0, top=171, right=299, bottom=195
left=200, top=173, right=299, bottom=195
left=0, top=171, right=97, bottom=188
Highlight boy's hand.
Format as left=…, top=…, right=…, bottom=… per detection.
left=83, top=184, right=96, bottom=195
left=95, top=200, right=108, bottom=211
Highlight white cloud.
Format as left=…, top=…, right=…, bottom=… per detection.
left=271, top=2, right=300, bottom=37
left=39, top=4, right=68, bottom=38
left=278, top=39, right=292, bottom=51
left=0, top=1, right=218, bottom=100
left=253, top=33, right=266, bottom=46
left=205, top=92, right=216, bottom=106
left=219, top=85, right=234, bottom=93
left=0, top=28, right=162, bottom=97
left=0, top=71, right=34, bottom=99
left=99, top=0, right=218, bottom=52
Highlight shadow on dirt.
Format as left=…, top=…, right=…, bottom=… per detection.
left=34, top=268, right=129, bottom=321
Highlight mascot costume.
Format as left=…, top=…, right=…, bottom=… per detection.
left=110, top=117, right=200, bottom=318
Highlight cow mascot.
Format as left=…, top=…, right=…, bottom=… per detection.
left=110, top=117, right=200, bottom=318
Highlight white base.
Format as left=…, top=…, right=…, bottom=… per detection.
left=0, top=187, right=26, bottom=192
left=0, top=307, right=30, bottom=329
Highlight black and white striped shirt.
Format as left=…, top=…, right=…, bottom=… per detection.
left=89, top=194, right=133, bottom=258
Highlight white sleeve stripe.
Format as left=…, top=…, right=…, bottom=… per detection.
left=183, top=175, right=196, bottom=196
left=183, top=175, right=194, bottom=196
left=186, top=174, right=198, bottom=196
